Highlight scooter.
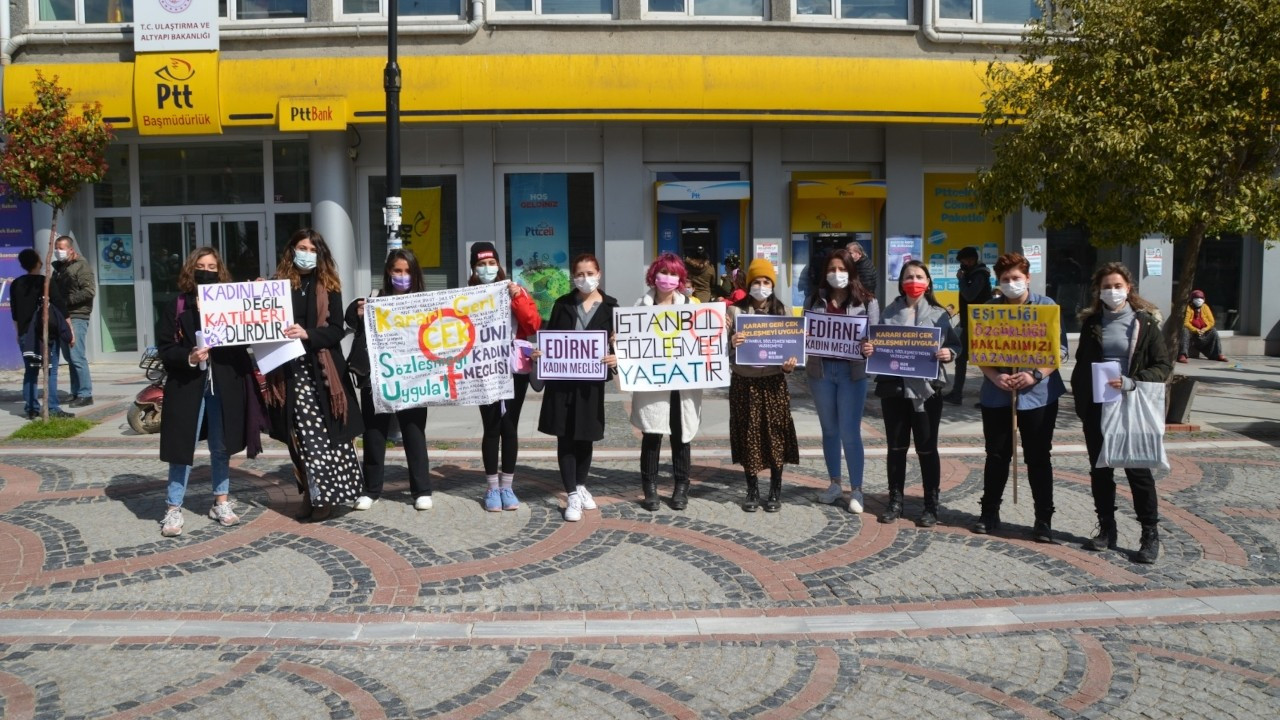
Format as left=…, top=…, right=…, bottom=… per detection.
left=127, top=347, right=165, bottom=434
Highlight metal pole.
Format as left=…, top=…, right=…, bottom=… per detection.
left=383, top=0, right=403, bottom=253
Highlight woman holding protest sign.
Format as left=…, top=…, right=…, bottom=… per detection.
left=467, top=242, right=542, bottom=512
left=1070, top=262, right=1171, bottom=564
left=630, top=252, right=704, bottom=511
left=267, top=229, right=364, bottom=522
left=345, top=248, right=435, bottom=512
left=157, top=247, right=259, bottom=537
left=971, top=252, right=1070, bottom=543
left=862, top=260, right=960, bottom=527
left=727, top=259, right=799, bottom=512
left=537, top=253, right=618, bottom=522
left=806, top=249, right=879, bottom=515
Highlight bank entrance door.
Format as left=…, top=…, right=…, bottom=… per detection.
left=139, top=213, right=267, bottom=348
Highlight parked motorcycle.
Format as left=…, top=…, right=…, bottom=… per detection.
left=127, top=347, right=165, bottom=434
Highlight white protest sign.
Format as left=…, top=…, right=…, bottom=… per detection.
left=364, top=283, right=514, bottom=412
left=199, top=280, right=293, bottom=347
left=536, top=330, right=608, bottom=381
left=614, top=302, right=730, bottom=392
left=803, top=312, right=869, bottom=360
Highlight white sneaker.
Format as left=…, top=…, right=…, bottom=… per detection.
left=818, top=482, right=844, bottom=505
left=576, top=485, right=597, bottom=510
left=414, top=495, right=434, bottom=511
left=208, top=501, right=240, bottom=526
left=847, top=490, right=864, bottom=515
left=564, top=491, right=584, bottom=522
left=354, top=496, right=376, bottom=511
left=161, top=507, right=184, bottom=537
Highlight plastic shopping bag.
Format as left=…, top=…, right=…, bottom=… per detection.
left=1098, top=381, right=1169, bottom=471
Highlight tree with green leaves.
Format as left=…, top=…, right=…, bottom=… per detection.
left=0, top=73, right=112, bottom=421
left=975, top=0, right=1280, bottom=350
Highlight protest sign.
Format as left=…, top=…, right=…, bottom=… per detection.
left=967, top=303, right=1061, bottom=369
left=614, top=302, right=730, bottom=392
left=536, top=330, right=608, bottom=381
left=199, top=280, right=292, bottom=347
left=734, top=315, right=804, bottom=366
left=364, top=283, right=514, bottom=412
left=866, top=325, right=941, bottom=380
left=803, top=312, right=868, bottom=361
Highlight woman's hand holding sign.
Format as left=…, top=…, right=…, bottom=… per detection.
left=283, top=323, right=309, bottom=341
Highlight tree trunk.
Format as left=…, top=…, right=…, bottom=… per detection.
left=1162, top=223, right=1205, bottom=361
left=40, top=215, right=58, bottom=422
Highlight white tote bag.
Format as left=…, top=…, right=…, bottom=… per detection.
left=1098, top=381, right=1169, bottom=471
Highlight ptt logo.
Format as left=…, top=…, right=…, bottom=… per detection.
left=524, top=223, right=556, bottom=237
left=289, top=105, right=335, bottom=122
left=817, top=213, right=843, bottom=230
left=154, top=58, right=196, bottom=109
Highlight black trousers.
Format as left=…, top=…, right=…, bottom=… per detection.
left=479, top=374, right=530, bottom=475
left=557, top=437, right=594, bottom=493
left=951, top=327, right=969, bottom=394
left=881, top=395, right=942, bottom=503
left=980, top=401, right=1059, bottom=521
left=360, top=385, right=431, bottom=499
left=640, top=391, right=691, bottom=487
left=1080, top=401, right=1159, bottom=526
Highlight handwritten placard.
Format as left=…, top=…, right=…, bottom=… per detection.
left=967, top=303, right=1061, bottom=369
left=614, top=302, right=730, bottom=391
left=199, top=280, right=292, bottom=347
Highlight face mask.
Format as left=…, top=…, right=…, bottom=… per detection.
left=1100, top=288, right=1128, bottom=309
left=574, top=275, right=599, bottom=294
left=293, top=249, right=317, bottom=271
left=1191, top=298, right=1205, bottom=308
left=826, top=271, right=849, bottom=289
left=193, top=269, right=220, bottom=286
left=390, top=274, right=412, bottom=291
left=654, top=273, right=681, bottom=293
left=902, top=280, right=929, bottom=299
left=749, top=285, right=772, bottom=302
left=54, top=249, right=70, bottom=262
left=999, top=280, right=1027, bottom=298
left=475, top=265, right=499, bottom=283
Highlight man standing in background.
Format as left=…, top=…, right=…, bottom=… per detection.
left=944, top=246, right=991, bottom=405
left=845, top=240, right=878, bottom=295
left=52, top=235, right=95, bottom=407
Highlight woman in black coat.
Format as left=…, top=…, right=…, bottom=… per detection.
left=158, top=247, right=257, bottom=538
left=266, top=229, right=364, bottom=521
left=536, top=253, right=618, bottom=522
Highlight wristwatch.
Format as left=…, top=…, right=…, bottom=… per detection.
left=1030, top=369, right=1044, bottom=385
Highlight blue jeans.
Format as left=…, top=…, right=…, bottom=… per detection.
left=60, top=316, right=92, bottom=398
left=809, top=360, right=868, bottom=488
left=166, top=381, right=230, bottom=507
left=23, top=341, right=63, bottom=414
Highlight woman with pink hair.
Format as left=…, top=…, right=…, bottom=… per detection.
left=630, top=252, right=704, bottom=511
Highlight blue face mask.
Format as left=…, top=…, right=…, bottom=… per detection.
left=476, top=265, right=499, bottom=283
left=293, top=249, right=317, bottom=271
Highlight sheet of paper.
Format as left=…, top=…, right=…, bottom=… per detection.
left=195, top=330, right=208, bottom=370
left=1092, top=361, right=1122, bottom=404
left=253, top=339, right=306, bottom=375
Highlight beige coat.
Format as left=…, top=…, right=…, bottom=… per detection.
left=627, top=290, right=704, bottom=443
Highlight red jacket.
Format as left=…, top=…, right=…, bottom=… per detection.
left=511, top=286, right=541, bottom=339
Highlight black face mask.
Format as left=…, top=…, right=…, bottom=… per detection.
left=194, top=269, right=220, bottom=285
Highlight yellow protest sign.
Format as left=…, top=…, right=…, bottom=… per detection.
left=967, top=303, right=1061, bottom=369
left=403, top=187, right=442, bottom=267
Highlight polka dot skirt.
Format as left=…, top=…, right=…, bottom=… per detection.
left=289, top=358, right=362, bottom=507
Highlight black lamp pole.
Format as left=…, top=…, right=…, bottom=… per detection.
left=383, top=0, right=402, bottom=252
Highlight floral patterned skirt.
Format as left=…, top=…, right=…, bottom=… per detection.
left=729, top=373, right=800, bottom=476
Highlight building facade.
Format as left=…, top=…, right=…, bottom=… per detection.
left=3, top=0, right=1277, bottom=362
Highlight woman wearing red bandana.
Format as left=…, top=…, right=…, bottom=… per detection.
left=861, top=260, right=960, bottom=527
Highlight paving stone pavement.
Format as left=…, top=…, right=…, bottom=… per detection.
left=0, top=360, right=1278, bottom=718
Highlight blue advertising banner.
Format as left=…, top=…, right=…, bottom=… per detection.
left=508, top=173, right=571, bottom=319
left=734, top=315, right=805, bottom=366
left=0, top=200, right=35, bottom=370
left=866, top=325, right=942, bottom=380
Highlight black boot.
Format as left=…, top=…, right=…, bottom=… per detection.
left=970, top=504, right=1000, bottom=534
left=1133, top=524, right=1160, bottom=564
left=1083, top=514, right=1118, bottom=551
left=916, top=488, right=939, bottom=528
left=640, top=480, right=660, bottom=512
left=743, top=475, right=760, bottom=512
left=878, top=492, right=903, bottom=524
left=762, top=474, right=782, bottom=513
left=670, top=480, right=690, bottom=511
left=1032, top=517, right=1056, bottom=544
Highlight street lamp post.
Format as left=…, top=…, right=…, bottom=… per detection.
left=383, top=0, right=403, bottom=253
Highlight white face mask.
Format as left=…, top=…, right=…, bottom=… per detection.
left=54, top=249, right=70, bottom=262
left=475, top=265, right=499, bottom=283
left=293, top=249, right=317, bottom=271
left=574, top=275, right=599, bottom=294
left=826, top=271, right=849, bottom=289
left=749, top=285, right=772, bottom=302
left=999, top=279, right=1027, bottom=298
left=1191, top=298, right=1205, bottom=308
left=1100, top=288, right=1128, bottom=309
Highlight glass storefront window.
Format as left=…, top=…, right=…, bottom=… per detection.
left=272, top=141, right=309, bottom=204
left=365, top=176, right=459, bottom=292
left=94, top=217, right=138, bottom=353
left=342, top=0, right=461, bottom=14
left=227, top=0, right=307, bottom=20
left=940, top=0, right=1040, bottom=24
left=504, top=172, right=597, bottom=319
left=1174, top=235, right=1244, bottom=331
left=273, top=213, right=313, bottom=265
left=39, top=0, right=132, bottom=23
left=1044, top=226, right=1098, bottom=334
left=139, top=142, right=265, bottom=207
left=94, top=145, right=131, bottom=209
